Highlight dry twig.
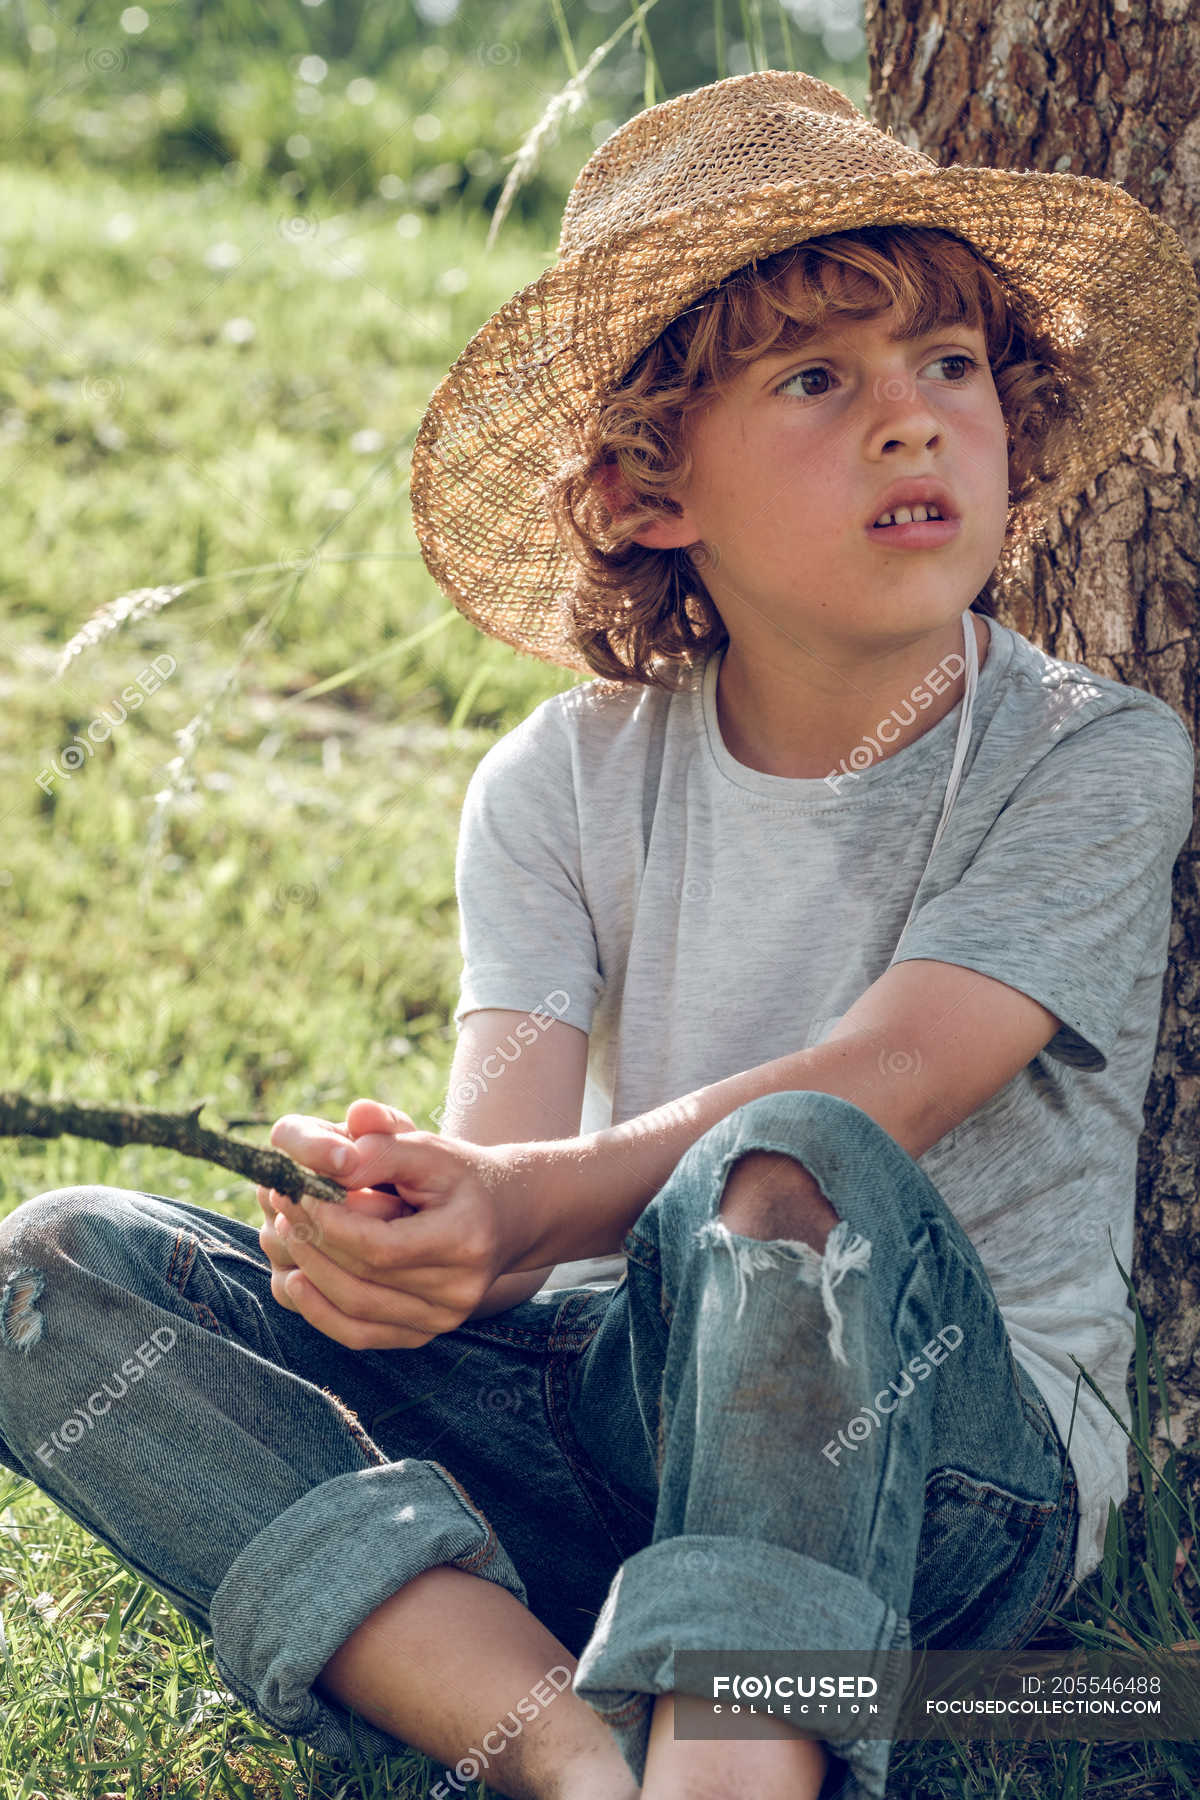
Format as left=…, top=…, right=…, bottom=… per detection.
left=0, top=1093, right=349, bottom=1205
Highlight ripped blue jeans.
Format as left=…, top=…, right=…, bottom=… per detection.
left=0, top=1091, right=1078, bottom=1799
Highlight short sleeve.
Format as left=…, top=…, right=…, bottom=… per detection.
left=891, top=704, right=1195, bottom=1071
left=453, top=702, right=602, bottom=1036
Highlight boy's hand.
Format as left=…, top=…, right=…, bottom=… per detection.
left=256, top=1097, right=517, bottom=1349
left=255, top=1098, right=418, bottom=1299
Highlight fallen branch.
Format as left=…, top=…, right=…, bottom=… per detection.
left=0, top=1093, right=349, bottom=1205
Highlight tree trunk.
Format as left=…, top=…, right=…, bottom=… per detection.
left=866, top=0, right=1199, bottom=1564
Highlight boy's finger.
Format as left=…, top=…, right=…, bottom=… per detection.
left=262, top=1215, right=454, bottom=1333
left=275, top=1266, right=442, bottom=1351
left=346, top=1098, right=416, bottom=1134
left=269, top=1265, right=305, bottom=1315
left=258, top=1210, right=300, bottom=1269
left=267, top=1185, right=410, bottom=1259
left=272, top=1180, right=454, bottom=1274
left=329, top=1127, right=451, bottom=1197
left=269, top=1114, right=358, bottom=1178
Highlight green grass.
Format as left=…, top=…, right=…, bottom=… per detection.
left=0, top=147, right=579, bottom=1800
left=0, top=149, right=580, bottom=1165
left=0, top=9, right=636, bottom=218
left=0, top=24, right=1197, bottom=1799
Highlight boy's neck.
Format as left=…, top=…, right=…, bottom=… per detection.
left=713, top=612, right=989, bottom=782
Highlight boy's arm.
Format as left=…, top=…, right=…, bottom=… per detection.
left=440, top=1007, right=589, bottom=1317
left=461, top=700, right=1191, bottom=1280
left=495, top=958, right=1063, bottom=1272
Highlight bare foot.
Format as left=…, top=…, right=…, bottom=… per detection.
left=640, top=1691, right=828, bottom=1800
left=546, top=1745, right=641, bottom=1800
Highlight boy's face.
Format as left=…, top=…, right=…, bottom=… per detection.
left=631, top=294, right=1011, bottom=653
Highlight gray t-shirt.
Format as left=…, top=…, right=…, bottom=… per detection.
left=453, top=613, right=1195, bottom=1590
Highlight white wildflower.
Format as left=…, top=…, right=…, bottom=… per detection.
left=484, top=0, right=657, bottom=250
left=486, top=56, right=598, bottom=251
left=55, top=585, right=184, bottom=677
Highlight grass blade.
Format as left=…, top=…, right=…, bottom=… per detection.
left=447, top=657, right=493, bottom=731
left=774, top=0, right=796, bottom=70
left=485, top=0, right=668, bottom=249
left=274, top=607, right=459, bottom=709
left=548, top=0, right=580, bottom=78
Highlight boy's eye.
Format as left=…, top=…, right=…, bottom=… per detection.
left=777, top=353, right=979, bottom=399
left=783, top=366, right=834, bottom=398
left=923, top=354, right=979, bottom=382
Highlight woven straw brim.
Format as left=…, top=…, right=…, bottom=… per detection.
left=410, top=167, right=1198, bottom=675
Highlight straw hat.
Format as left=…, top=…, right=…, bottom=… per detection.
left=409, top=69, right=1198, bottom=675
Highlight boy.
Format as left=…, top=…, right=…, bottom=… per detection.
left=2, top=69, right=1196, bottom=1800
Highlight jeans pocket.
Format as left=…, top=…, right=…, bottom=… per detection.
left=912, top=1464, right=1064, bottom=1650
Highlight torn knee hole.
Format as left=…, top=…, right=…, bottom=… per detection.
left=717, top=1149, right=839, bottom=1249
left=1, top=1266, right=46, bottom=1352
left=694, top=1212, right=873, bottom=1367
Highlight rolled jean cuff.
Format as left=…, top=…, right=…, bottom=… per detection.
left=572, top=1534, right=909, bottom=1798
left=210, top=1459, right=528, bottom=1767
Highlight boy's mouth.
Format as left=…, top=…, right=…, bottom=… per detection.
left=866, top=513, right=961, bottom=549
left=865, top=486, right=960, bottom=549
left=871, top=501, right=944, bottom=527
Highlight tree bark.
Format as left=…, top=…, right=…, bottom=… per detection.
left=866, top=0, right=1199, bottom=1570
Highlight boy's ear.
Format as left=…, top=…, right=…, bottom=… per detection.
left=590, top=458, right=699, bottom=551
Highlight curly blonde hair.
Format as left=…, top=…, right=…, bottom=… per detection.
left=540, top=224, right=1097, bottom=689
